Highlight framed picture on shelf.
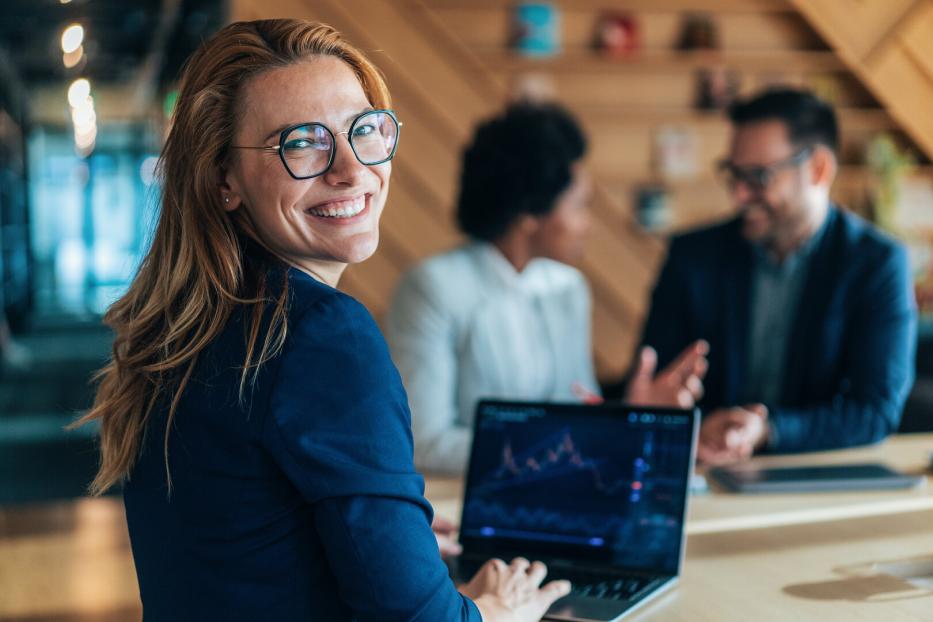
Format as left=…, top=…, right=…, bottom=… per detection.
left=654, top=125, right=699, bottom=180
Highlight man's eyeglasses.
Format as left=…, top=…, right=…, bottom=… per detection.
left=231, top=109, right=402, bottom=180
left=717, top=146, right=812, bottom=192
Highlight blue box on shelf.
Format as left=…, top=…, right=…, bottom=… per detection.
left=511, top=2, right=561, bottom=57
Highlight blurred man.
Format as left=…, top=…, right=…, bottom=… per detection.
left=639, top=88, right=917, bottom=464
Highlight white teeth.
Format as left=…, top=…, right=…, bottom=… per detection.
left=307, top=196, right=366, bottom=219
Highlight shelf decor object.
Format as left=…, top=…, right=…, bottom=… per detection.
left=634, top=184, right=672, bottom=233
left=654, top=124, right=700, bottom=180
left=592, top=12, right=640, bottom=59
left=695, top=66, right=741, bottom=111
left=676, top=12, right=719, bottom=51
left=510, top=2, right=561, bottom=58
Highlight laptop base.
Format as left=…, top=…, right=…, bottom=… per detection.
left=544, top=576, right=676, bottom=622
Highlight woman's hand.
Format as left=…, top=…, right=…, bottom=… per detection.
left=460, top=557, right=571, bottom=622
left=432, top=516, right=463, bottom=559
left=625, top=340, right=709, bottom=409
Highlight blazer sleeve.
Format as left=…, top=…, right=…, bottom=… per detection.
left=767, top=243, right=918, bottom=451
left=261, top=292, right=480, bottom=622
left=386, top=268, right=472, bottom=474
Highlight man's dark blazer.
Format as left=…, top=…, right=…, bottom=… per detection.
left=639, top=207, right=917, bottom=452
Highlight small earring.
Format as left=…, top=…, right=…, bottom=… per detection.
left=224, top=197, right=230, bottom=204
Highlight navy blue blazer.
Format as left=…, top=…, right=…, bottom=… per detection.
left=124, top=267, right=480, bottom=621
left=640, top=207, right=917, bottom=452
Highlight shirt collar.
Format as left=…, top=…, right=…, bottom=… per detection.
left=472, top=242, right=554, bottom=294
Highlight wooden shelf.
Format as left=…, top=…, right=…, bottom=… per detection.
left=597, top=165, right=933, bottom=187
left=570, top=105, right=896, bottom=130
left=429, top=0, right=795, bottom=13
left=479, top=49, right=844, bottom=73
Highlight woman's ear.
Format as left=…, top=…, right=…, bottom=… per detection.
left=218, top=165, right=243, bottom=212
left=516, top=213, right=541, bottom=236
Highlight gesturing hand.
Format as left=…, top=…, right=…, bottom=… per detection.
left=626, top=340, right=709, bottom=408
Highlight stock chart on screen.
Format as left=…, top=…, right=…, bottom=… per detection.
left=461, top=403, right=693, bottom=573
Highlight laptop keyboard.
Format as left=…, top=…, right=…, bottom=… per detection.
left=454, top=559, right=654, bottom=602
left=549, top=570, right=651, bottom=601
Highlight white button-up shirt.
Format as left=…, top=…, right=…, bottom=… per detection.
left=386, top=243, right=599, bottom=474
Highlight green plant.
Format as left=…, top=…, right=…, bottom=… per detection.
left=866, top=133, right=916, bottom=233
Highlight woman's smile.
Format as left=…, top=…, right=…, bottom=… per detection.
left=304, top=193, right=370, bottom=222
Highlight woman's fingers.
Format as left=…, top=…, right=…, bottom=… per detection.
left=488, top=558, right=508, bottom=575
left=536, top=580, right=573, bottom=609
left=686, top=373, right=704, bottom=400
left=431, top=515, right=457, bottom=535
left=505, top=557, right=531, bottom=591
left=665, top=339, right=710, bottom=385
left=526, top=561, right=548, bottom=587
left=435, top=532, right=462, bottom=559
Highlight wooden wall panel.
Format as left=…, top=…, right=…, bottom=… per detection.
left=795, top=0, right=918, bottom=60
left=790, top=0, right=933, bottom=161
left=900, top=2, right=933, bottom=80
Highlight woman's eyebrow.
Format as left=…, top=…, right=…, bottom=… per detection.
left=343, top=106, right=375, bottom=125
left=262, top=123, right=292, bottom=143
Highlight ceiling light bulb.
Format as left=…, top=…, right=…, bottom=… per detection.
left=61, top=24, right=84, bottom=54
left=67, top=78, right=91, bottom=108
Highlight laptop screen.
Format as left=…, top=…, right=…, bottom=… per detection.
left=459, top=401, right=697, bottom=576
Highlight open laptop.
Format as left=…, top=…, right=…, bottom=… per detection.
left=452, top=400, right=699, bottom=622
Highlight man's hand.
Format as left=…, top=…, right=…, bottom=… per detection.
left=432, top=515, right=463, bottom=559
left=698, top=404, right=769, bottom=465
left=625, top=340, right=709, bottom=408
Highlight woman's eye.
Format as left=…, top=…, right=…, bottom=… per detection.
left=352, top=124, right=376, bottom=137
left=284, top=138, right=326, bottom=151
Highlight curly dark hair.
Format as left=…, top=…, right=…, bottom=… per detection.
left=456, top=102, right=587, bottom=241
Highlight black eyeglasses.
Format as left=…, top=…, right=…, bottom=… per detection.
left=717, top=147, right=812, bottom=192
left=231, top=109, right=402, bottom=180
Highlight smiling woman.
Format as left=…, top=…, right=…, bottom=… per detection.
left=72, top=18, right=568, bottom=622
